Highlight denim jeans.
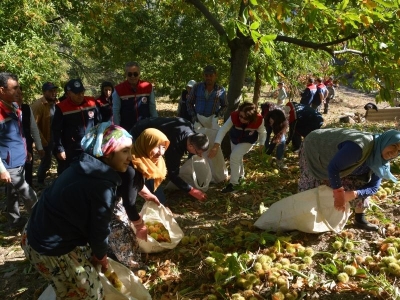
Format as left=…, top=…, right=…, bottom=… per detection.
left=145, top=179, right=167, bottom=204
left=265, top=127, right=286, bottom=160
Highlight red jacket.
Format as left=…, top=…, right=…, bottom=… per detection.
left=229, top=111, right=263, bottom=145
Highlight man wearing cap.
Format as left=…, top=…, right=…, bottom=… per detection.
left=52, top=79, right=100, bottom=175
left=177, top=80, right=196, bottom=121
left=0, top=72, right=38, bottom=230
left=31, top=82, right=59, bottom=186
left=187, top=65, right=227, bottom=126
left=113, top=61, right=158, bottom=131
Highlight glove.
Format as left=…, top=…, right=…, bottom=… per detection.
left=344, top=191, right=357, bottom=202
left=91, top=254, right=108, bottom=273
left=132, top=217, right=148, bottom=241
left=188, top=187, right=207, bottom=202
left=333, top=187, right=346, bottom=212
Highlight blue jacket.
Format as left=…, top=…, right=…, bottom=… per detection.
left=0, top=100, right=27, bottom=169
left=26, top=153, right=121, bottom=259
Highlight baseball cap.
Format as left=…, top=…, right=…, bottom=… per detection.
left=186, top=80, right=196, bottom=87
left=203, top=65, right=216, bottom=74
left=66, top=79, right=85, bottom=94
left=42, top=82, right=58, bottom=91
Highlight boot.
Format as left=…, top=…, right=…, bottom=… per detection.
left=354, top=213, right=378, bottom=231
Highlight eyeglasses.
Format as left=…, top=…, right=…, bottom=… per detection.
left=127, top=72, right=139, bottom=77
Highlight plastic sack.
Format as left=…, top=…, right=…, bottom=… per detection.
left=195, top=126, right=228, bottom=183
left=133, top=201, right=184, bottom=253
left=38, top=258, right=151, bottom=300
left=100, top=258, right=151, bottom=300
left=165, top=154, right=212, bottom=192
left=254, top=185, right=351, bottom=233
left=193, top=114, right=219, bottom=130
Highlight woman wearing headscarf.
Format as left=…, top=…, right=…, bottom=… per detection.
left=299, top=128, right=400, bottom=231
left=20, top=122, right=133, bottom=299
left=108, top=128, right=169, bottom=269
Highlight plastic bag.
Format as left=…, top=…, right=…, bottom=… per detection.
left=38, top=258, right=151, bottom=300
left=254, top=185, right=351, bottom=233
left=134, top=201, right=184, bottom=253
left=165, top=154, right=212, bottom=192
left=100, top=258, right=151, bottom=300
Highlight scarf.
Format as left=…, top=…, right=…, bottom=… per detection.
left=81, top=121, right=132, bottom=157
left=365, top=129, right=400, bottom=182
left=131, top=128, right=169, bottom=190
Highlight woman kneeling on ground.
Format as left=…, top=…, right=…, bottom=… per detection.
left=21, top=122, right=133, bottom=299
left=299, top=128, right=400, bottom=231
left=108, top=128, right=169, bottom=269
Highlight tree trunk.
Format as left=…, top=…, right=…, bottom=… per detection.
left=221, top=41, right=252, bottom=159
left=253, top=68, right=262, bottom=105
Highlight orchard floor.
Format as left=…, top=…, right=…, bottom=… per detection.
left=1, top=86, right=399, bottom=300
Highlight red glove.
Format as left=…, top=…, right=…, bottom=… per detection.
left=132, top=217, right=148, bottom=241
left=333, top=187, right=345, bottom=212
left=188, top=187, right=207, bottom=202
left=91, top=254, right=108, bottom=273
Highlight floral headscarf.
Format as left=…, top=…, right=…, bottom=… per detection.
left=131, top=128, right=169, bottom=190
left=81, top=121, right=132, bottom=157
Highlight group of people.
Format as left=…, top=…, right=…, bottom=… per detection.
left=1, top=64, right=400, bottom=299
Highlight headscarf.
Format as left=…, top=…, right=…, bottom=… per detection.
left=365, top=129, right=400, bottom=182
left=81, top=121, right=132, bottom=157
left=131, top=128, right=170, bottom=190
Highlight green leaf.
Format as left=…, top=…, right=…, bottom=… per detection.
left=260, top=34, right=277, bottom=43
left=250, top=21, right=260, bottom=30
left=236, top=21, right=249, bottom=36
left=340, top=0, right=350, bottom=10
left=310, top=0, right=328, bottom=10
left=251, top=30, right=261, bottom=42
left=250, top=0, right=258, bottom=5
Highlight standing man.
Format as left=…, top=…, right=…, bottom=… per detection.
left=0, top=72, right=37, bottom=230
left=311, top=77, right=329, bottom=112
left=31, top=82, right=59, bottom=187
left=300, top=77, right=317, bottom=106
left=112, top=61, right=158, bottom=131
left=52, top=79, right=100, bottom=175
left=187, top=65, right=227, bottom=127
left=131, top=117, right=209, bottom=202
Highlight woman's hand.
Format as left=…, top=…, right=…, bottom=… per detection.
left=139, top=184, right=161, bottom=206
left=208, top=143, right=220, bottom=159
left=131, top=217, right=148, bottom=241
left=91, top=254, right=108, bottom=273
left=333, top=187, right=346, bottom=212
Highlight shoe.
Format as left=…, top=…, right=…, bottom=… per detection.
left=221, top=183, right=235, bottom=193
left=354, top=220, right=379, bottom=231
left=276, top=160, right=288, bottom=169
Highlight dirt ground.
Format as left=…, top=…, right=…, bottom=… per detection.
left=1, top=86, right=398, bottom=300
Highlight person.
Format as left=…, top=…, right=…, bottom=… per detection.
left=299, top=128, right=400, bottom=231
left=0, top=72, right=37, bottom=230
left=131, top=117, right=209, bottom=202
left=112, top=61, right=158, bottom=131
left=186, top=65, right=227, bottom=126
left=311, top=77, right=328, bottom=111
left=261, top=102, right=288, bottom=169
left=108, top=128, right=169, bottom=269
left=300, top=77, right=317, bottom=106
left=31, top=81, right=59, bottom=187
left=273, top=82, right=287, bottom=106
left=21, top=122, right=133, bottom=299
left=285, top=101, right=324, bottom=152
left=323, top=76, right=336, bottom=114
left=177, top=80, right=196, bottom=121
left=209, top=102, right=266, bottom=193
left=16, top=86, right=44, bottom=187
left=95, top=81, right=114, bottom=122
left=52, top=78, right=101, bottom=175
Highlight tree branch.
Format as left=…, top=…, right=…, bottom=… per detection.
left=275, top=33, right=361, bottom=57
left=185, top=0, right=227, bottom=38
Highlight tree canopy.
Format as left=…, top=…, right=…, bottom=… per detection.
left=0, top=0, right=399, bottom=106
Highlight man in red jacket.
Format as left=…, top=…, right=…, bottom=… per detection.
left=52, top=79, right=101, bottom=175
left=112, top=61, right=158, bottom=130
